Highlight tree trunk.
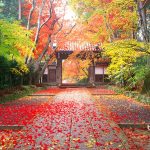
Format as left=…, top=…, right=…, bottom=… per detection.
left=37, top=35, right=51, bottom=62
left=29, top=73, right=32, bottom=85
left=27, top=0, right=36, bottom=30
left=34, top=35, right=51, bottom=70
left=137, top=0, right=149, bottom=42
left=103, top=13, right=114, bottom=43
left=35, top=51, right=56, bottom=83
left=25, top=0, right=36, bottom=64
left=26, top=0, right=46, bottom=64
left=18, top=0, right=22, bottom=20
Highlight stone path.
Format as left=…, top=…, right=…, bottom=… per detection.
left=0, top=88, right=130, bottom=149
left=123, top=128, right=150, bottom=150
left=89, top=89, right=150, bottom=150
left=93, top=94, right=150, bottom=124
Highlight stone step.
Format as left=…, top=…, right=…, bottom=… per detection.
left=118, top=123, right=150, bottom=130
left=0, top=125, right=24, bottom=130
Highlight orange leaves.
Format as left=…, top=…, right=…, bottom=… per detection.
left=89, top=14, right=104, bottom=28
left=71, top=0, right=137, bottom=43
left=22, top=2, right=32, bottom=17
left=62, top=58, right=89, bottom=82
left=22, top=0, right=61, bottom=60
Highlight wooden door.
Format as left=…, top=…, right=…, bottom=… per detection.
left=49, top=69, right=56, bottom=83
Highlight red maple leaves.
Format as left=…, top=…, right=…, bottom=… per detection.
left=1, top=88, right=149, bottom=149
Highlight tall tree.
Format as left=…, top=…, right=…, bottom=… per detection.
left=22, top=0, right=76, bottom=83
left=18, top=0, right=22, bottom=20
left=136, top=0, right=150, bottom=42
left=69, top=0, right=138, bottom=43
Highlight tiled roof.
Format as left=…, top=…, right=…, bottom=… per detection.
left=58, top=41, right=102, bottom=52
left=57, top=47, right=102, bottom=53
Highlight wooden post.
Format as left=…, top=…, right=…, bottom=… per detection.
left=56, top=58, right=62, bottom=86
left=47, top=66, right=50, bottom=83
left=88, top=65, right=95, bottom=85
left=103, top=66, right=105, bottom=83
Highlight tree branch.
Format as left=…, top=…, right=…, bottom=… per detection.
left=27, top=0, right=36, bottom=30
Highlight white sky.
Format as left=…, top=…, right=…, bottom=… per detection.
left=64, top=7, right=77, bottom=20
left=55, top=1, right=77, bottom=21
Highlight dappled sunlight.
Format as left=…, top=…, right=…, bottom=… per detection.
left=53, top=90, right=93, bottom=105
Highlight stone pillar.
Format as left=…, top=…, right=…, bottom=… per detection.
left=56, top=58, right=62, bottom=86
left=88, top=65, right=95, bottom=86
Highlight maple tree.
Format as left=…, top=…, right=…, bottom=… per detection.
left=20, top=0, right=77, bottom=83
left=0, top=0, right=78, bottom=86
left=0, top=0, right=149, bottom=90
left=69, top=0, right=150, bottom=91
left=69, top=0, right=138, bottom=43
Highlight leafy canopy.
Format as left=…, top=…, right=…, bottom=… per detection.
left=0, top=20, right=34, bottom=75
left=103, top=39, right=148, bottom=88
left=69, top=0, right=138, bottom=43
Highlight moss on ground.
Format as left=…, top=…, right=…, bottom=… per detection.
left=0, top=85, right=45, bottom=104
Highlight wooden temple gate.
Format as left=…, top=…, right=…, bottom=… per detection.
left=42, top=49, right=110, bottom=86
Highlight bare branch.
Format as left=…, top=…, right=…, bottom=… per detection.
left=53, top=1, right=67, bottom=35
left=27, top=0, right=36, bottom=30
left=53, top=21, right=64, bottom=35
left=64, top=23, right=76, bottom=37
left=18, top=0, right=22, bottom=20
left=40, top=0, right=54, bottom=29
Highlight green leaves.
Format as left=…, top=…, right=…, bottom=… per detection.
left=103, top=40, right=150, bottom=91
left=0, top=19, right=34, bottom=76
left=103, top=40, right=143, bottom=88
left=0, top=20, right=33, bottom=59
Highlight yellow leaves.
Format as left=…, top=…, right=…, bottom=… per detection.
left=20, top=64, right=29, bottom=73
left=0, top=134, right=14, bottom=150
left=72, top=137, right=80, bottom=142
left=100, top=95, right=128, bottom=101
left=70, top=0, right=138, bottom=43
left=103, top=40, right=145, bottom=78
left=85, top=136, right=96, bottom=148
left=0, top=20, right=34, bottom=65
left=11, top=63, right=29, bottom=76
